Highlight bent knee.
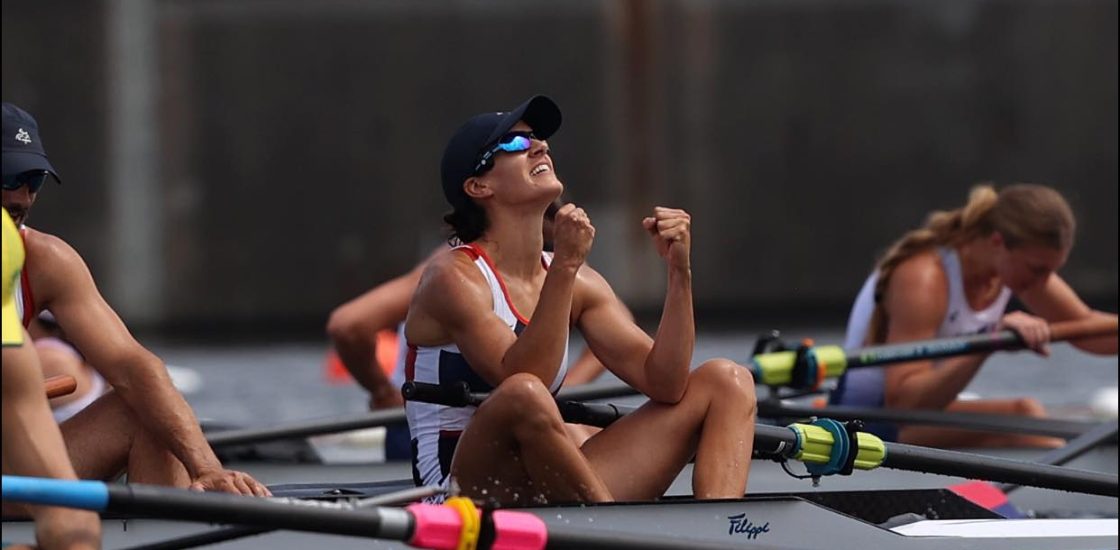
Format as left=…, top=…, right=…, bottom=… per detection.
left=491, top=373, right=554, bottom=406
left=693, top=359, right=756, bottom=393
left=485, top=374, right=563, bottom=430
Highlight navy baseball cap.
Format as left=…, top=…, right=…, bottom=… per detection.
left=440, top=95, right=561, bottom=208
left=2, top=102, right=61, bottom=182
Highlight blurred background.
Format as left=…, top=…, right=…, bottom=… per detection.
left=3, top=0, right=1116, bottom=342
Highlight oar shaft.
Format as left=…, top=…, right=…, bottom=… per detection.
left=883, top=442, right=1118, bottom=497
left=760, top=402, right=1109, bottom=440
left=206, top=408, right=407, bottom=448
left=845, top=317, right=1118, bottom=369
left=997, top=420, right=1120, bottom=494
left=106, top=483, right=411, bottom=540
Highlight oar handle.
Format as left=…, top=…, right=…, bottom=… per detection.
left=402, top=381, right=633, bottom=428
left=1050, top=316, right=1118, bottom=341
left=45, top=374, right=77, bottom=399
left=401, top=381, right=481, bottom=407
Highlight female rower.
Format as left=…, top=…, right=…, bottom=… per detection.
left=832, top=184, right=1118, bottom=448
left=403, top=95, right=757, bottom=505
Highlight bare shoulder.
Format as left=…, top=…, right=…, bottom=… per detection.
left=21, top=228, right=94, bottom=297
left=406, top=246, right=492, bottom=345
left=414, top=247, right=489, bottom=301
left=884, top=250, right=949, bottom=326
left=22, top=227, right=84, bottom=266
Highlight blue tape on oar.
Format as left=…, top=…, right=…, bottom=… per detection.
left=1, top=476, right=109, bottom=511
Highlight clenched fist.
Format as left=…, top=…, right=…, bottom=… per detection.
left=551, top=203, right=595, bottom=270
left=642, top=207, right=691, bottom=270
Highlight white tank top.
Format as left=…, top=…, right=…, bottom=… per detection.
left=835, top=247, right=1012, bottom=406
left=15, top=227, right=35, bottom=327
left=405, top=243, right=568, bottom=490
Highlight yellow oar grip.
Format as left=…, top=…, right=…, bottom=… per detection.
left=853, top=432, right=887, bottom=471
left=751, top=345, right=848, bottom=386
left=789, top=422, right=886, bottom=471
left=790, top=423, right=835, bottom=464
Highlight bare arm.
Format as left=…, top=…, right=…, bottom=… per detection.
left=407, top=249, right=575, bottom=385
left=3, top=333, right=101, bottom=549
left=1018, top=273, right=1118, bottom=355
left=406, top=205, right=594, bottom=386
left=327, top=247, right=440, bottom=407
left=881, top=254, right=992, bottom=410
left=27, top=231, right=267, bottom=495
left=578, top=207, right=694, bottom=403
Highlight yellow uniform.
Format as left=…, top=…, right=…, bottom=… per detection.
left=2, top=207, right=25, bottom=346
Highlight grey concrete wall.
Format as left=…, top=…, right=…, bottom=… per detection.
left=3, top=0, right=1115, bottom=333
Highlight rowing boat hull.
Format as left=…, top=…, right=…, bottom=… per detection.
left=3, top=444, right=1115, bottom=549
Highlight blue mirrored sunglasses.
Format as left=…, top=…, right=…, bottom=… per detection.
left=2, top=170, right=52, bottom=194
left=473, top=131, right=537, bottom=174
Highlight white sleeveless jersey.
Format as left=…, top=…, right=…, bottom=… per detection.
left=14, top=227, right=35, bottom=327
left=835, top=247, right=1011, bottom=407
left=405, top=243, right=568, bottom=491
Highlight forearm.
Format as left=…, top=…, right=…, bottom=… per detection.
left=116, top=364, right=222, bottom=477
left=644, top=265, right=694, bottom=402
left=334, top=336, right=395, bottom=395
left=887, top=353, right=989, bottom=409
left=501, top=265, right=578, bottom=383
left=1068, top=311, right=1118, bottom=355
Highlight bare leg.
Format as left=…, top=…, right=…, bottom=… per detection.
left=564, top=423, right=600, bottom=448
left=60, top=390, right=190, bottom=484
left=451, top=373, right=612, bottom=506
left=899, top=398, right=1065, bottom=448
left=582, top=358, right=757, bottom=500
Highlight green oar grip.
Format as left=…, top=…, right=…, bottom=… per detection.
left=853, top=432, right=887, bottom=470
left=788, top=421, right=886, bottom=472
left=750, top=345, right=848, bottom=387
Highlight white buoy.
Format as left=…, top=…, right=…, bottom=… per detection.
left=1089, top=386, right=1118, bottom=419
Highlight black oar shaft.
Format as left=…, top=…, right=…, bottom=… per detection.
left=206, top=408, right=407, bottom=448
left=760, top=402, right=1108, bottom=440
left=844, top=331, right=1022, bottom=369
left=104, top=484, right=412, bottom=540
left=883, top=442, right=1117, bottom=497
left=121, top=486, right=441, bottom=550
left=842, top=316, right=1118, bottom=370
left=997, top=420, right=1120, bottom=494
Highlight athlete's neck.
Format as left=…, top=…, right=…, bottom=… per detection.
left=475, top=213, right=546, bottom=278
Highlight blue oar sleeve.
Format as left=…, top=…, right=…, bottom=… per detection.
left=1, top=476, right=109, bottom=511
